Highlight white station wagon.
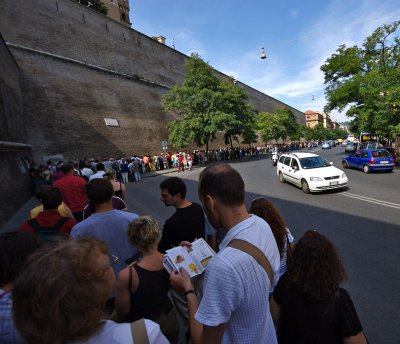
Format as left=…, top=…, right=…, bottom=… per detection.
left=277, top=152, right=348, bottom=193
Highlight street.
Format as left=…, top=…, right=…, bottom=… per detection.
left=124, top=147, right=400, bottom=344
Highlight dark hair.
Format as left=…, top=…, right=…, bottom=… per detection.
left=249, top=198, right=287, bottom=256
left=160, top=177, right=186, bottom=198
left=288, top=230, right=347, bottom=300
left=96, top=162, right=105, bottom=171
left=198, top=162, right=244, bottom=206
left=0, top=231, right=41, bottom=286
left=41, top=186, right=63, bottom=209
left=12, top=238, right=112, bottom=344
left=85, top=178, right=113, bottom=204
left=34, top=184, right=52, bottom=201
left=61, top=163, right=74, bottom=174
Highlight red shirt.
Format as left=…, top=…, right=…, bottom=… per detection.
left=53, top=175, right=87, bottom=212
left=20, top=210, right=77, bottom=238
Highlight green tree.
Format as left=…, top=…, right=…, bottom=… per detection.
left=276, top=108, right=299, bottom=141
left=74, top=0, right=108, bottom=15
left=321, top=21, right=400, bottom=143
left=218, top=78, right=257, bottom=149
left=162, top=54, right=256, bottom=151
left=257, top=112, right=285, bottom=143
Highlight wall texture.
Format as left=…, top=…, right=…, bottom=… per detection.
left=0, top=0, right=305, bottom=162
left=0, top=35, right=32, bottom=228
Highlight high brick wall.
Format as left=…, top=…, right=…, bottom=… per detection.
left=0, top=0, right=305, bottom=162
left=0, top=35, right=32, bottom=228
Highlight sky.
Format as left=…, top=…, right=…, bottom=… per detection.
left=129, top=0, right=400, bottom=123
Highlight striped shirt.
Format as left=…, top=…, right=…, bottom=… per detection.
left=195, top=215, right=280, bottom=344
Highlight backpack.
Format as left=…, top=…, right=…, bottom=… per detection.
left=27, top=217, right=71, bottom=242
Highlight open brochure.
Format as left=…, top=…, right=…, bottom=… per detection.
left=163, top=238, right=216, bottom=278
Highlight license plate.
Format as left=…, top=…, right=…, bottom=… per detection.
left=330, top=181, right=338, bottom=186
left=380, top=161, right=389, bottom=164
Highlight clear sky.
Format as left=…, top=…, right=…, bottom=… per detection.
left=129, top=0, right=400, bottom=123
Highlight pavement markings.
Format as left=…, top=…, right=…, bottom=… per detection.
left=339, top=192, right=400, bottom=210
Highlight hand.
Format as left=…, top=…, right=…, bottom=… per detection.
left=178, top=240, right=192, bottom=248
left=170, top=267, right=193, bottom=292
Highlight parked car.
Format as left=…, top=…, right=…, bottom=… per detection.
left=322, top=141, right=331, bottom=149
left=345, top=142, right=358, bottom=153
left=359, top=141, right=383, bottom=149
left=342, top=148, right=394, bottom=173
left=341, top=140, right=348, bottom=147
left=277, top=152, right=348, bottom=193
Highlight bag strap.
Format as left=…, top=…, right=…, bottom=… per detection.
left=227, top=239, right=273, bottom=285
left=130, top=318, right=149, bottom=344
left=27, top=218, right=42, bottom=232
left=52, top=217, right=71, bottom=231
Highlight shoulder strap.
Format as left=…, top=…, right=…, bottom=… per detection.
left=119, top=182, right=122, bottom=191
left=27, top=218, right=42, bottom=232
left=130, top=318, right=149, bottom=344
left=227, top=239, right=273, bottom=285
left=52, top=217, right=71, bottom=231
left=128, top=265, right=133, bottom=292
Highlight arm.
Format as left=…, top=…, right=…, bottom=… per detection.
left=343, top=332, right=368, bottom=344
left=121, top=183, right=127, bottom=201
left=114, top=267, right=138, bottom=322
left=270, top=297, right=282, bottom=329
left=170, top=267, right=226, bottom=344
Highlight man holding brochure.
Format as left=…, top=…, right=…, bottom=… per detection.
left=170, top=162, right=280, bottom=344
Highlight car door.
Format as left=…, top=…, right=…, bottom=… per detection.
left=280, top=156, right=292, bottom=182
left=347, top=151, right=361, bottom=168
left=287, top=157, right=301, bottom=186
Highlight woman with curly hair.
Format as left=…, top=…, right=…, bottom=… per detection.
left=270, top=230, right=367, bottom=344
left=12, top=238, right=169, bottom=344
left=249, top=197, right=294, bottom=279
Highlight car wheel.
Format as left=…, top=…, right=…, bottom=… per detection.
left=279, top=172, right=285, bottom=183
left=363, top=165, right=371, bottom=173
left=301, top=179, right=310, bottom=194
left=342, top=160, right=349, bottom=169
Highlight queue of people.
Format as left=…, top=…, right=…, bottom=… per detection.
left=0, top=162, right=368, bottom=344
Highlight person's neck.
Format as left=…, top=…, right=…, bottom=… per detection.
left=220, top=204, right=250, bottom=232
left=94, top=201, right=114, bottom=213
left=175, top=198, right=192, bottom=209
left=0, top=283, right=12, bottom=293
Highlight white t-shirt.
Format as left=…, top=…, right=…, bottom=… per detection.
left=73, top=320, right=169, bottom=344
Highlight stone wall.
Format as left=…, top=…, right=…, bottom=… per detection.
left=0, top=0, right=305, bottom=162
left=0, top=35, right=32, bottom=228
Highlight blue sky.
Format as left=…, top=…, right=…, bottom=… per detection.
left=129, top=0, right=400, bottom=123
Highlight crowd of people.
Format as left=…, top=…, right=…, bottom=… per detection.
left=0, top=159, right=369, bottom=344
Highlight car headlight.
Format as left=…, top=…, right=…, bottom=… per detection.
left=310, top=177, right=323, bottom=181
left=341, top=173, right=347, bottom=178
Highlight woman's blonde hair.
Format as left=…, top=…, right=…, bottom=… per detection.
left=127, top=216, right=161, bottom=253
left=12, top=238, right=112, bottom=344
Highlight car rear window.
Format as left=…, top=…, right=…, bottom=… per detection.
left=372, top=150, right=391, bottom=158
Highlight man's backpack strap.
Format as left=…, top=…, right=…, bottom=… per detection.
left=52, top=217, right=71, bottom=231
left=130, top=318, right=149, bottom=344
left=228, top=239, right=273, bottom=285
left=27, top=217, right=70, bottom=233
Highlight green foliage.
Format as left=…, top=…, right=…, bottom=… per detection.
left=162, top=53, right=256, bottom=151
left=75, top=0, right=108, bottom=15
left=256, top=108, right=299, bottom=143
left=321, top=21, right=400, bottom=141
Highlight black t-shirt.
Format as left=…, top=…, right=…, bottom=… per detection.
left=158, top=202, right=205, bottom=253
left=273, top=273, right=363, bottom=344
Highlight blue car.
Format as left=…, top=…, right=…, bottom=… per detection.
left=342, top=149, right=394, bottom=173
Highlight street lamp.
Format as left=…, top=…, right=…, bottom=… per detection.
left=260, top=47, right=267, bottom=59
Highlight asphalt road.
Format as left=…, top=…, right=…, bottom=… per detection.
left=125, top=147, right=400, bottom=344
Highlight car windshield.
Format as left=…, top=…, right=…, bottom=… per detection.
left=299, top=156, right=330, bottom=169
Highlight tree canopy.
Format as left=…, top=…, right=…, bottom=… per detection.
left=257, top=108, right=299, bottom=143
left=162, top=53, right=256, bottom=151
left=321, top=20, right=400, bottom=141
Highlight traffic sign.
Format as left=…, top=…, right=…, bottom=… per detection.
left=161, top=140, right=167, bottom=148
